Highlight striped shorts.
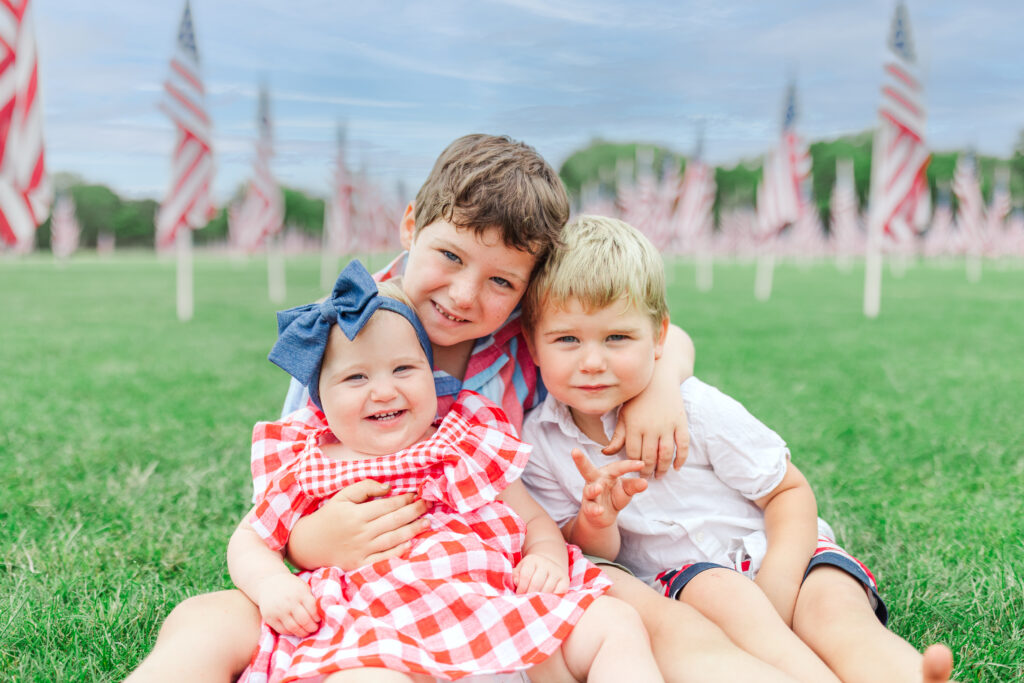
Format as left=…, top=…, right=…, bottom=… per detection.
left=654, top=535, right=888, bottom=625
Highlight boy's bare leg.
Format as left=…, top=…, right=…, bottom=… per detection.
left=793, top=566, right=955, bottom=683
left=678, top=568, right=840, bottom=683
left=600, top=567, right=798, bottom=682
left=125, top=590, right=261, bottom=683
left=529, top=595, right=663, bottom=683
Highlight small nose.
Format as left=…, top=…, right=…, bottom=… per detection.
left=580, top=345, right=605, bottom=372
left=369, top=376, right=398, bottom=401
left=449, top=275, right=478, bottom=309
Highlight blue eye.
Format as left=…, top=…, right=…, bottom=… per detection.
left=607, top=334, right=629, bottom=342
left=441, top=250, right=461, bottom=263
left=490, top=276, right=512, bottom=288
left=555, top=335, right=579, bottom=344
left=344, top=373, right=367, bottom=382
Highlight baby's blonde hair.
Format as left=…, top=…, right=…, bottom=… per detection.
left=523, top=214, right=669, bottom=331
left=375, top=278, right=412, bottom=308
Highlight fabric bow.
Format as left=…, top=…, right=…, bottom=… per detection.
left=268, top=259, right=433, bottom=410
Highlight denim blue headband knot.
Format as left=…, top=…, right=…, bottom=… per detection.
left=268, top=259, right=434, bottom=411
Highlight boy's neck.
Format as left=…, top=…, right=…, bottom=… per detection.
left=569, top=407, right=611, bottom=447
left=431, top=339, right=475, bottom=381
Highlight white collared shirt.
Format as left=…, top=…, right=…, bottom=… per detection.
left=522, top=376, right=833, bottom=585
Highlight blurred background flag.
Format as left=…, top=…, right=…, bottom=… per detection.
left=755, top=81, right=810, bottom=300
left=230, top=83, right=285, bottom=300
left=863, top=1, right=930, bottom=316
left=952, top=150, right=985, bottom=281
left=49, top=191, right=79, bottom=261
left=320, top=122, right=353, bottom=291
left=830, top=158, right=862, bottom=270
left=155, top=0, right=215, bottom=251
left=673, top=131, right=716, bottom=290
left=0, top=0, right=50, bottom=250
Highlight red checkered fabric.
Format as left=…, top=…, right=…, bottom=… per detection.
left=242, top=391, right=610, bottom=682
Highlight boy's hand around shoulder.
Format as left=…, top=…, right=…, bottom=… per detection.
left=513, top=552, right=570, bottom=595
left=573, top=448, right=647, bottom=527
left=256, top=572, right=321, bottom=637
left=604, top=368, right=690, bottom=478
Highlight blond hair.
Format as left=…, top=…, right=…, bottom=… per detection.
left=523, top=215, right=669, bottom=331
left=413, top=134, right=569, bottom=260
left=375, top=278, right=412, bottom=308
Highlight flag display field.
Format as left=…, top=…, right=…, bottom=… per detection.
left=1, top=253, right=1021, bottom=681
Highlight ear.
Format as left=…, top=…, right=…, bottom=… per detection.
left=399, top=202, right=416, bottom=249
left=653, top=315, right=670, bottom=360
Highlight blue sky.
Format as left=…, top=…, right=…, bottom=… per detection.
left=33, top=1, right=1024, bottom=203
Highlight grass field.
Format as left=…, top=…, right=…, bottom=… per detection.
left=2, top=252, right=1022, bottom=681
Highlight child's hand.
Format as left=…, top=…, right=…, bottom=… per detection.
left=256, top=573, right=321, bottom=637
left=572, top=448, right=647, bottom=528
left=513, top=553, right=570, bottom=595
left=287, top=480, right=429, bottom=571
left=605, top=375, right=689, bottom=478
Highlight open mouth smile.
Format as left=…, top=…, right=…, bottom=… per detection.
left=366, top=409, right=407, bottom=422
left=432, top=301, right=470, bottom=323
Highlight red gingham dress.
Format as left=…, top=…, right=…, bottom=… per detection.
left=241, top=391, right=610, bottom=683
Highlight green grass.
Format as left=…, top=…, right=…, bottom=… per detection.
left=1, top=253, right=1022, bottom=681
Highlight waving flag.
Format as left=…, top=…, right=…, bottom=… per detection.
left=50, top=192, right=80, bottom=259
left=324, top=124, right=352, bottom=255
left=952, top=152, right=984, bottom=245
left=757, top=83, right=810, bottom=238
left=673, top=155, right=716, bottom=251
left=156, top=1, right=215, bottom=249
left=0, top=0, right=50, bottom=248
left=230, top=84, right=283, bottom=252
left=867, top=2, right=930, bottom=246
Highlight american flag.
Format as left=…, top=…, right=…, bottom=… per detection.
left=0, top=0, right=50, bottom=248
left=323, top=124, right=352, bottom=255
left=952, top=152, right=984, bottom=247
left=229, top=84, right=283, bottom=251
left=156, top=1, right=215, bottom=250
left=757, top=82, right=810, bottom=238
left=672, top=156, right=716, bottom=253
left=867, top=2, right=930, bottom=245
left=986, top=165, right=1011, bottom=237
left=50, top=192, right=80, bottom=259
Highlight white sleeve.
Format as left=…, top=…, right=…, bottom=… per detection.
left=693, top=381, right=790, bottom=501
left=281, top=377, right=309, bottom=418
left=520, top=420, right=583, bottom=530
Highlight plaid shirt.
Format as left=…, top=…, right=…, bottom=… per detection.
left=242, top=391, right=610, bottom=682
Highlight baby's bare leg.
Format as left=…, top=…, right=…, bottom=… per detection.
left=793, top=566, right=955, bottom=683
left=600, top=566, right=798, bottom=682
left=679, top=568, right=839, bottom=683
left=323, top=669, right=431, bottom=683
left=124, top=589, right=261, bottom=683
left=529, top=595, right=662, bottom=683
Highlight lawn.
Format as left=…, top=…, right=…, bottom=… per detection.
left=1, top=252, right=1021, bottom=681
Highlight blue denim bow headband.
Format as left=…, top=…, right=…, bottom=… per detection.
left=268, top=259, right=434, bottom=411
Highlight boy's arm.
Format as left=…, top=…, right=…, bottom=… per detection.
left=753, top=461, right=819, bottom=627
left=561, top=449, right=646, bottom=561
left=607, top=324, right=695, bottom=478
left=226, top=514, right=320, bottom=636
left=499, top=480, right=571, bottom=594
left=284, top=481, right=429, bottom=571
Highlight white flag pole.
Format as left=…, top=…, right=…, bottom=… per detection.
left=696, top=247, right=713, bottom=292
left=176, top=227, right=194, bottom=322
left=754, top=247, right=774, bottom=301
left=267, top=233, right=286, bottom=303
left=863, top=117, right=887, bottom=318
left=320, top=207, right=337, bottom=292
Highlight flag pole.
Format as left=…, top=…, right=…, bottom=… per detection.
left=176, top=227, right=194, bottom=321
left=268, top=233, right=286, bottom=303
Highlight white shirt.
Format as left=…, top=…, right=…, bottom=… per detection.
left=521, top=376, right=833, bottom=585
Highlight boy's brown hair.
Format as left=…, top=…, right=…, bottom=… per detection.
left=413, top=134, right=568, bottom=261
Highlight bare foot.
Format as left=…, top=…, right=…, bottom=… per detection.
left=922, top=643, right=954, bottom=683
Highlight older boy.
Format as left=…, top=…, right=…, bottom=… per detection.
left=520, top=215, right=956, bottom=683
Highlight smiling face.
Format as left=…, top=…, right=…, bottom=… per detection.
left=528, top=296, right=668, bottom=431
left=399, top=210, right=537, bottom=351
left=318, top=310, right=438, bottom=457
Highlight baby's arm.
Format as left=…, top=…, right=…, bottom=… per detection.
left=609, top=323, right=696, bottom=478
left=499, top=480, right=571, bottom=594
left=227, top=514, right=320, bottom=637
left=753, top=461, right=819, bottom=627
left=562, top=449, right=646, bottom=561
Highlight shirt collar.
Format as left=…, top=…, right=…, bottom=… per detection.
left=534, top=391, right=620, bottom=445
